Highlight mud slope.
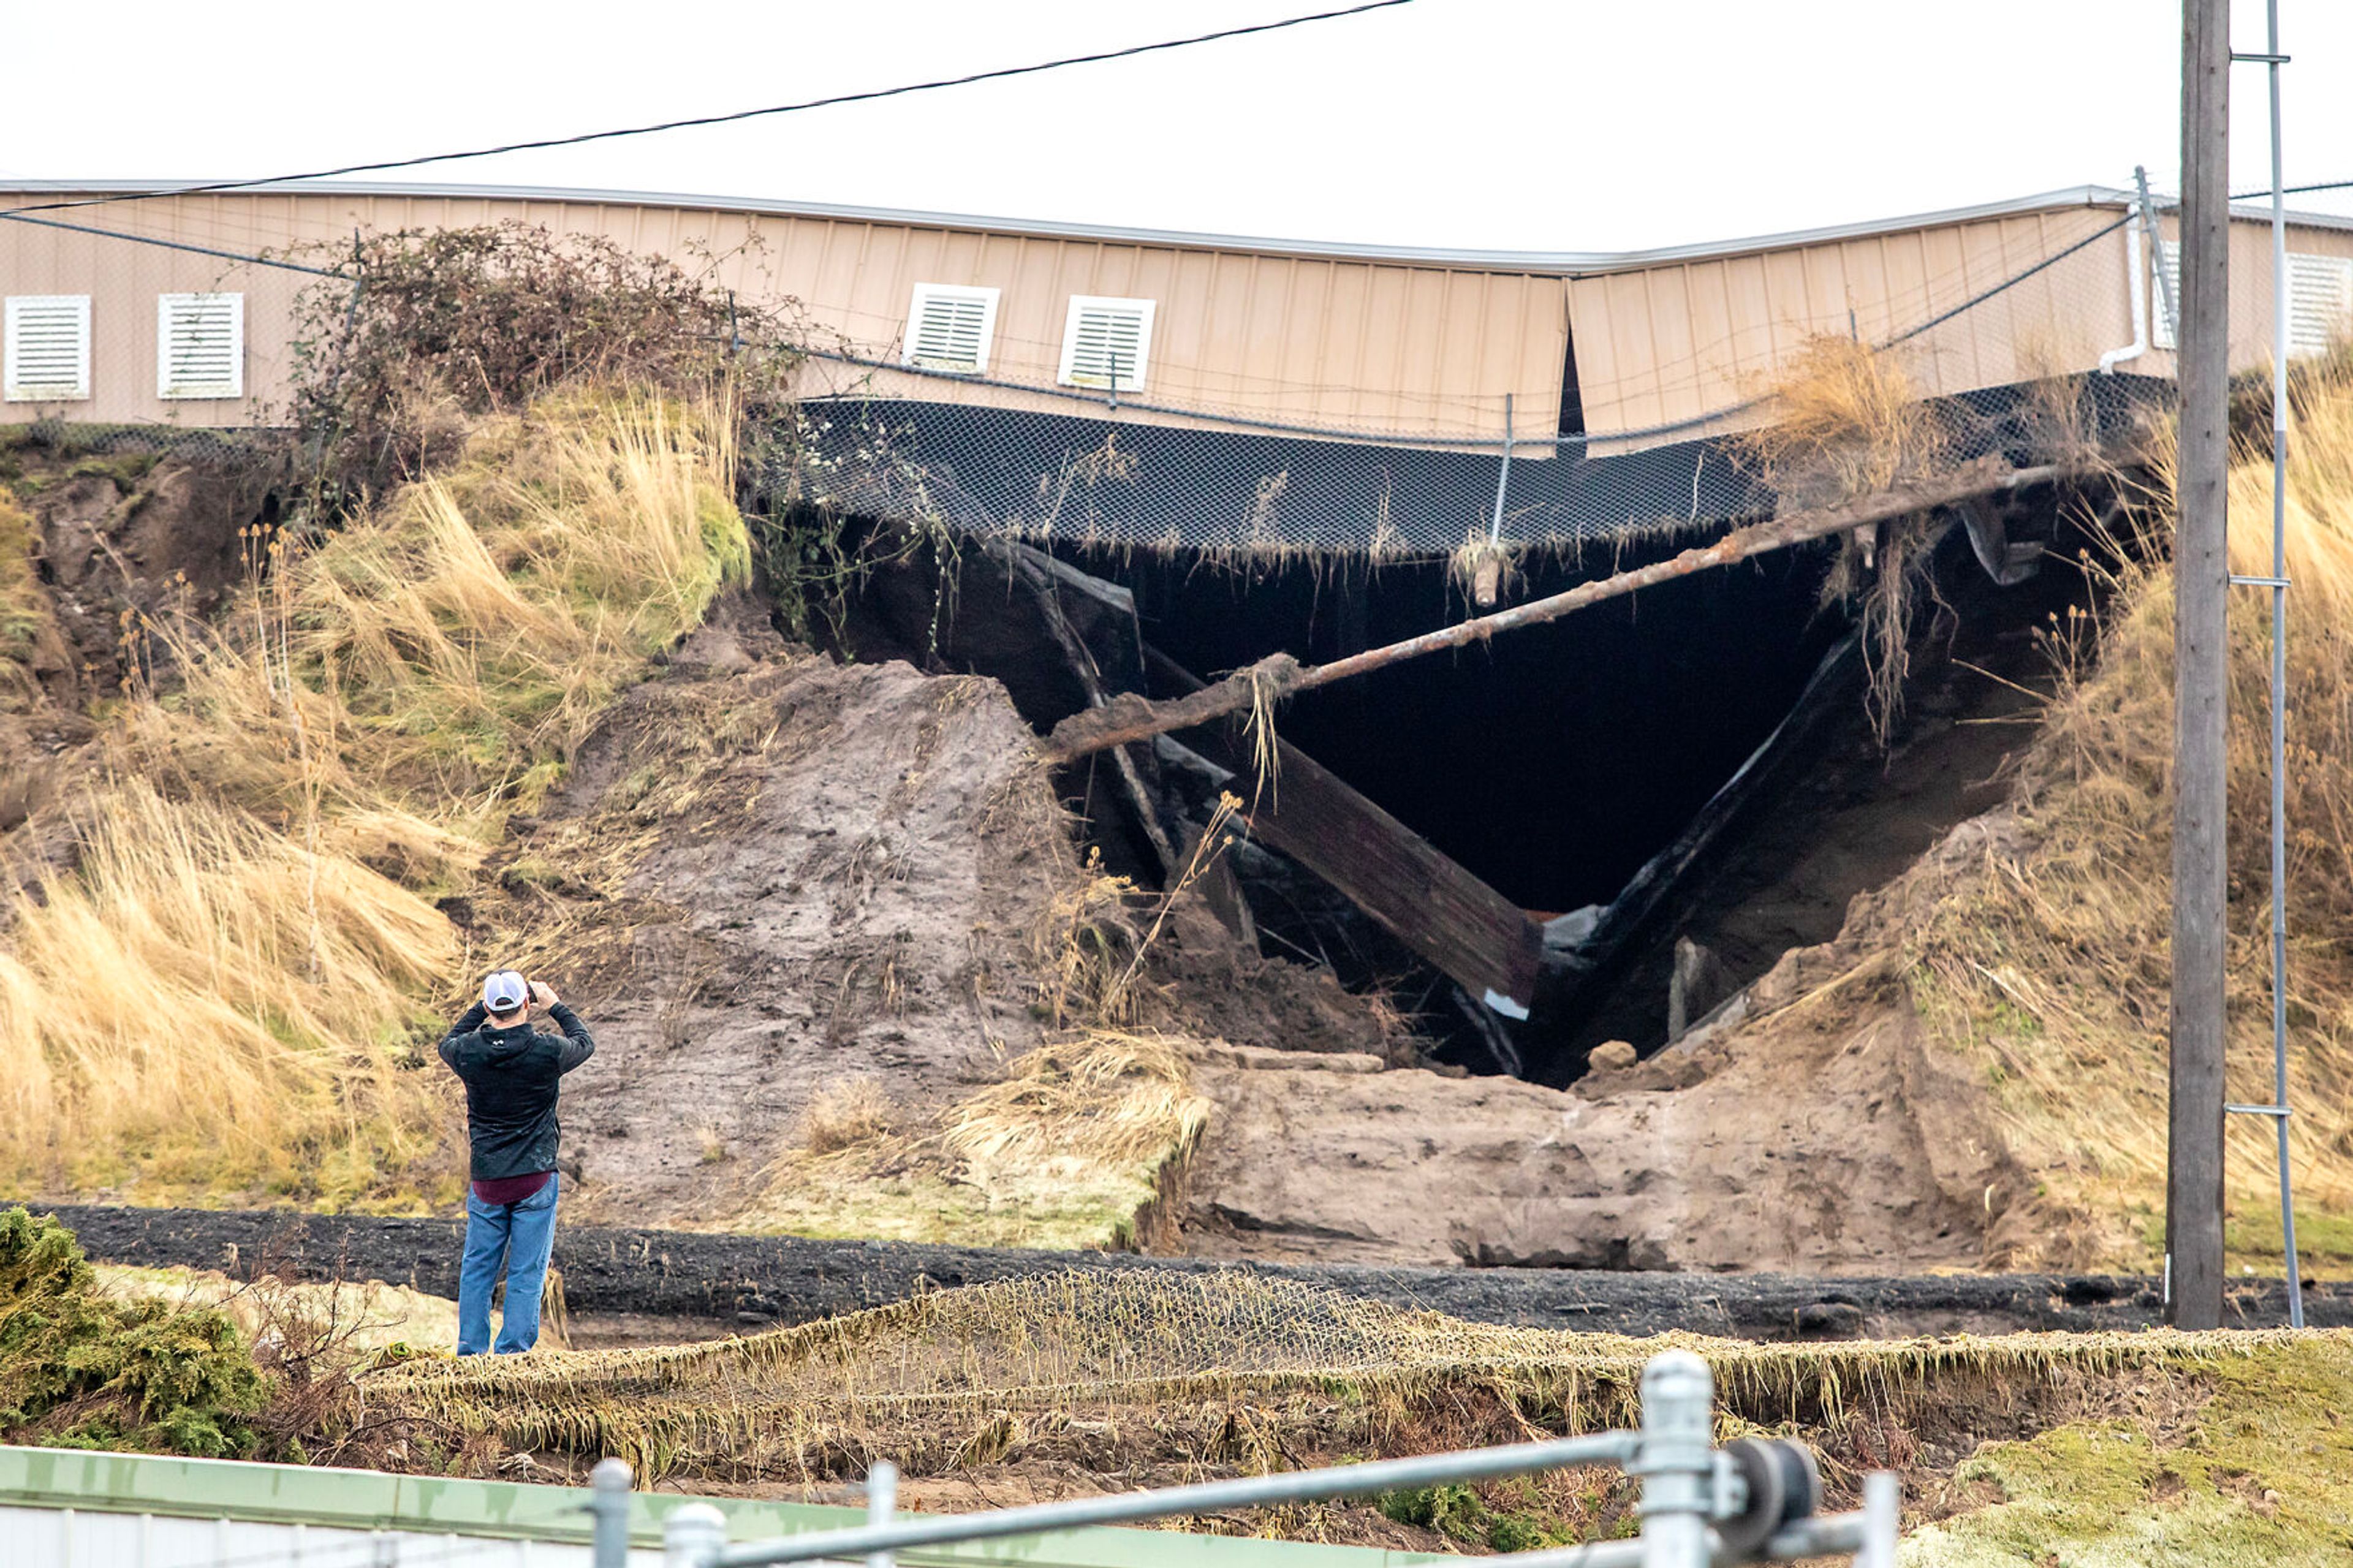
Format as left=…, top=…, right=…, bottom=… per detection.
left=451, top=605, right=1064, bottom=1224
left=1184, top=817, right=2024, bottom=1273
left=458, top=599, right=1395, bottom=1230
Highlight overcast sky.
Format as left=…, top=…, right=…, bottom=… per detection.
left=7, top=0, right=2349, bottom=253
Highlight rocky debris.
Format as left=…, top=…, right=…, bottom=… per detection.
left=33, top=1201, right=2344, bottom=1339
left=1588, top=1040, right=1639, bottom=1072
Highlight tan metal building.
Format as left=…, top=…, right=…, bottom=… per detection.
left=4, top=178, right=2351, bottom=453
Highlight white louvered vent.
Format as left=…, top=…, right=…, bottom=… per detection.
left=157, top=292, right=244, bottom=400
left=2151, top=240, right=2182, bottom=352
left=4, top=295, right=93, bottom=403
left=904, top=282, right=999, bottom=374
left=2287, top=252, right=2353, bottom=359
left=1058, top=296, right=1155, bottom=392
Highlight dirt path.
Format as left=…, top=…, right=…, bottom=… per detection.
left=31, top=1200, right=2340, bottom=1337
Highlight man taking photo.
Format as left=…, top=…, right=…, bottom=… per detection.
left=438, top=969, right=595, bottom=1355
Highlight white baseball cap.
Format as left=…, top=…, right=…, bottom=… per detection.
left=482, top=971, right=529, bottom=1013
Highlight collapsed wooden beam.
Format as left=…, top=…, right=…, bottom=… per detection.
left=1152, top=649, right=1542, bottom=1014
left=1039, top=457, right=2070, bottom=765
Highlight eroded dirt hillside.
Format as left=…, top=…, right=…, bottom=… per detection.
left=452, top=595, right=1399, bottom=1234
left=1182, top=816, right=2026, bottom=1273
left=1, top=443, right=273, bottom=844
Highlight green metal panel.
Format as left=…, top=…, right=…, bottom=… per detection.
left=0, top=1447, right=1448, bottom=1568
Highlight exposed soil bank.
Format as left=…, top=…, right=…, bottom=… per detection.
left=29, top=1202, right=2341, bottom=1339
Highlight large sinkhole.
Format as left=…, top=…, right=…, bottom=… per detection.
left=822, top=490, right=2109, bottom=1083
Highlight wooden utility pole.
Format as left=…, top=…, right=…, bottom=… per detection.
left=2169, top=0, right=2231, bottom=1331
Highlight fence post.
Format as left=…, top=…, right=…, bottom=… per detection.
left=1634, top=1351, right=1715, bottom=1568
left=865, top=1460, right=900, bottom=1568
left=664, top=1502, right=729, bottom=1568
left=589, top=1457, right=634, bottom=1568
left=1854, top=1471, right=1900, bottom=1568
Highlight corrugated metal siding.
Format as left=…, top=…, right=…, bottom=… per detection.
left=0, top=192, right=1564, bottom=437
left=1564, top=205, right=2137, bottom=443
left=7, top=189, right=2349, bottom=442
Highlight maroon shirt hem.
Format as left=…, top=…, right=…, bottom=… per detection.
left=471, top=1170, right=553, bottom=1205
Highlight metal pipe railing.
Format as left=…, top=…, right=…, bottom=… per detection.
left=708, top=1431, right=1641, bottom=1566
left=643, top=1350, right=1899, bottom=1568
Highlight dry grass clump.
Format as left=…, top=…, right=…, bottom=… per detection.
left=1906, top=358, right=2353, bottom=1270
left=743, top=1032, right=1206, bottom=1252
left=945, top=1029, right=1210, bottom=1176
left=1740, top=335, right=1952, bottom=507
left=1740, top=336, right=1961, bottom=738
left=0, top=779, right=455, bottom=1202
left=1, top=390, right=749, bottom=1205
left=797, top=1078, right=895, bottom=1154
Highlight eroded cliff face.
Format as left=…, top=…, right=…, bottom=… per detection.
left=2, top=445, right=275, bottom=849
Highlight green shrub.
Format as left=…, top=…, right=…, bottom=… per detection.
left=0, top=1208, right=263, bottom=1456
left=1376, top=1483, right=1487, bottom=1539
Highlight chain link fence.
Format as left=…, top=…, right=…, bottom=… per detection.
left=763, top=210, right=2173, bottom=556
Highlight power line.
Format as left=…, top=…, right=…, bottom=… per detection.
left=6, top=0, right=1418, bottom=217
left=2230, top=176, right=2353, bottom=200
left=0, top=208, right=338, bottom=273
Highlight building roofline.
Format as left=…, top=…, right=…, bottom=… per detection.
left=5, top=178, right=2349, bottom=272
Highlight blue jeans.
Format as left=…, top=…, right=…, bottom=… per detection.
left=457, top=1173, right=559, bottom=1355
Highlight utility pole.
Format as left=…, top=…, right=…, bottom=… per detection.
left=2169, top=0, right=2231, bottom=1332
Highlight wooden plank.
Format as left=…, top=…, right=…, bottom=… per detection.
left=1148, top=648, right=1541, bottom=1013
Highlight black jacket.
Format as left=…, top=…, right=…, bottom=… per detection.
left=438, top=1002, right=596, bottom=1181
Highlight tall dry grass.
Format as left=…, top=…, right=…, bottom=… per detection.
left=0, top=781, right=456, bottom=1201
left=129, top=390, right=746, bottom=831
left=1738, top=335, right=1961, bottom=738
left=1738, top=334, right=1952, bottom=507
left=0, top=390, right=749, bottom=1204
left=0, top=492, right=47, bottom=694
left=1909, top=358, right=2353, bottom=1269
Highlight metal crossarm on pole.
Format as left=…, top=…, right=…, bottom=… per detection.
left=2260, top=0, right=2305, bottom=1331
left=2136, top=166, right=2179, bottom=350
